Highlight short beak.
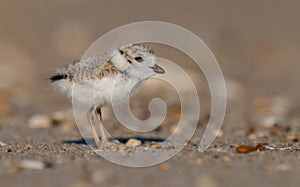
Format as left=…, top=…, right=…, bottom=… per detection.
left=151, top=64, right=165, bottom=74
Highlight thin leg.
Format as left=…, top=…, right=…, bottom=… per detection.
left=87, top=109, right=101, bottom=148
left=95, top=107, right=108, bottom=145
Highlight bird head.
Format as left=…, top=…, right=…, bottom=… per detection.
left=111, top=43, right=165, bottom=79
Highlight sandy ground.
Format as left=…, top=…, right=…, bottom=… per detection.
left=1, top=1, right=300, bottom=187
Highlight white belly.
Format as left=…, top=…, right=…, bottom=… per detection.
left=64, top=75, right=141, bottom=108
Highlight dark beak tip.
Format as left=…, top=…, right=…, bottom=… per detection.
left=152, top=64, right=165, bottom=74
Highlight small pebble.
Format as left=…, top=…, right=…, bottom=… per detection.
left=255, top=144, right=266, bottom=151
left=169, top=125, right=182, bottom=134
left=28, top=114, right=51, bottom=128
left=16, top=145, right=33, bottom=153
left=149, top=143, right=161, bottom=149
left=118, top=144, right=128, bottom=151
left=165, top=145, right=176, bottom=150
left=6, top=148, right=13, bottom=152
left=159, top=163, right=170, bottom=171
left=223, top=156, right=230, bottom=162
left=215, top=130, right=224, bottom=138
left=24, top=145, right=33, bottom=150
left=287, top=134, right=298, bottom=142
left=11, top=160, right=51, bottom=171
left=248, top=134, right=257, bottom=140
left=0, top=141, right=7, bottom=146
left=125, top=138, right=142, bottom=147
left=269, top=124, right=280, bottom=136
left=51, top=111, right=66, bottom=125
left=195, top=158, right=203, bottom=165
left=236, top=145, right=255, bottom=154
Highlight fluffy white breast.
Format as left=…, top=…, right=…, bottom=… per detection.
left=52, top=74, right=143, bottom=108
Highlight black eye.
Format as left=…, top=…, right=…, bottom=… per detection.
left=134, top=56, right=143, bottom=62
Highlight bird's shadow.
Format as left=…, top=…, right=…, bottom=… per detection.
left=63, top=137, right=165, bottom=146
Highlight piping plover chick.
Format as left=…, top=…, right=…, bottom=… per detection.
left=50, top=43, right=165, bottom=147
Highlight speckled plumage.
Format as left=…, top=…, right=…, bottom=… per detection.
left=50, top=43, right=165, bottom=147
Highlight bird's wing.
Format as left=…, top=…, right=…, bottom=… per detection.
left=51, top=50, right=121, bottom=83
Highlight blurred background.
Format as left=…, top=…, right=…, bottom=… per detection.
left=0, top=1, right=300, bottom=187
left=1, top=0, right=299, bottom=116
